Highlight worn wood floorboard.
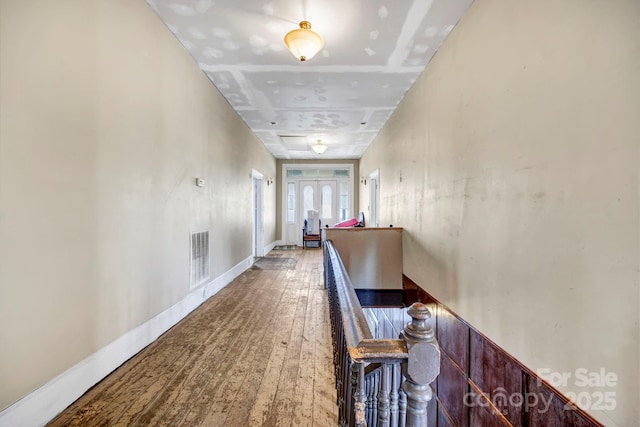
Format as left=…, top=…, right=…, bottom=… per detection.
left=47, top=248, right=338, bottom=427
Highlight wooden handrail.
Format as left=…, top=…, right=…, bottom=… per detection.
left=326, top=241, right=373, bottom=341
left=324, top=239, right=440, bottom=427
left=326, top=241, right=409, bottom=362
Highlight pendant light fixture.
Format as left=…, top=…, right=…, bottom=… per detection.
left=311, top=139, right=327, bottom=154
left=284, top=21, right=323, bottom=62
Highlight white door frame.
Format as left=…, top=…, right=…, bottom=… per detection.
left=369, top=168, right=380, bottom=227
left=252, top=169, right=264, bottom=257
left=281, top=163, right=354, bottom=246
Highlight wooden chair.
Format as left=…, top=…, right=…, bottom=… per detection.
left=302, top=218, right=322, bottom=249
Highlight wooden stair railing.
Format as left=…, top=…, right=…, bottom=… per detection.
left=324, top=240, right=441, bottom=427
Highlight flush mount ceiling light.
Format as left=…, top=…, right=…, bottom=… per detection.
left=311, top=139, right=328, bottom=154
left=284, top=21, right=323, bottom=62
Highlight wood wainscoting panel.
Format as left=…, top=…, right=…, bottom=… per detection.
left=526, top=375, right=597, bottom=427
left=403, top=275, right=438, bottom=317
left=438, top=401, right=457, bottom=427
left=427, top=391, right=438, bottom=427
left=403, top=275, right=602, bottom=427
left=470, top=329, right=524, bottom=427
left=437, top=305, right=469, bottom=375
left=438, top=353, right=469, bottom=426
left=468, top=386, right=512, bottom=427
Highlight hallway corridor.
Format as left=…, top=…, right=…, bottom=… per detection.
left=48, top=248, right=338, bottom=427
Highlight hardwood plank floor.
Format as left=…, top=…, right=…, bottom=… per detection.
left=48, top=248, right=338, bottom=427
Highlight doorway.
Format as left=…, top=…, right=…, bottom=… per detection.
left=369, top=169, right=379, bottom=227
left=299, top=180, right=337, bottom=233
left=282, top=164, right=354, bottom=247
left=252, top=170, right=264, bottom=257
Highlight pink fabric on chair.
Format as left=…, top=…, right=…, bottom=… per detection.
left=333, top=218, right=358, bottom=228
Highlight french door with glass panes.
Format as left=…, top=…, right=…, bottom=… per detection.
left=282, top=164, right=353, bottom=247
left=299, top=180, right=337, bottom=235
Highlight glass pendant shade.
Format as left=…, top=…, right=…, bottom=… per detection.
left=284, top=21, right=323, bottom=61
left=311, top=140, right=328, bottom=154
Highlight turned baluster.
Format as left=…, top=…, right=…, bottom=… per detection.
left=390, top=363, right=400, bottom=427
left=378, top=363, right=391, bottom=427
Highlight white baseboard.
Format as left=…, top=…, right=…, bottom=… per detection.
left=0, top=255, right=254, bottom=427
left=263, top=240, right=281, bottom=255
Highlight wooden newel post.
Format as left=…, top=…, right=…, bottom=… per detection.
left=401, top=303, right=440, bottom=427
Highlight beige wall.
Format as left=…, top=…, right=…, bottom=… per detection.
left=359, top=0, right=639, bottom=425
left=275, top=159, right=359, bottom=240
left=325, top=228, right=403, bottom=290
left=0, top=0, right=275, bottom=410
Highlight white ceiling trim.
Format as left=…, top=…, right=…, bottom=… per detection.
left=148, top=0, right=474, bottom=159
left=199, top=64, right=427, bottom=74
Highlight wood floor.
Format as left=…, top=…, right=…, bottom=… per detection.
left=48, top=248, right=338, bottom=427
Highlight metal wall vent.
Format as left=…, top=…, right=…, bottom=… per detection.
left=190, top=230, right=210, bottom=287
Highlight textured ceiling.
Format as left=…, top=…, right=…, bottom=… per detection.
left=146, top=0, right=473, bottom=159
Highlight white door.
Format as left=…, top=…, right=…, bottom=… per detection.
left=252, top=176, right=263, bottom=256
left=318, top=180, right=337, bottom=228
left=299, top=181, right=318, bottom=237
left=369, top=170, right=379, bottom=227
left=297, top=180, right=338, bottom=245
left=284, top=181, right=299, bottom=245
